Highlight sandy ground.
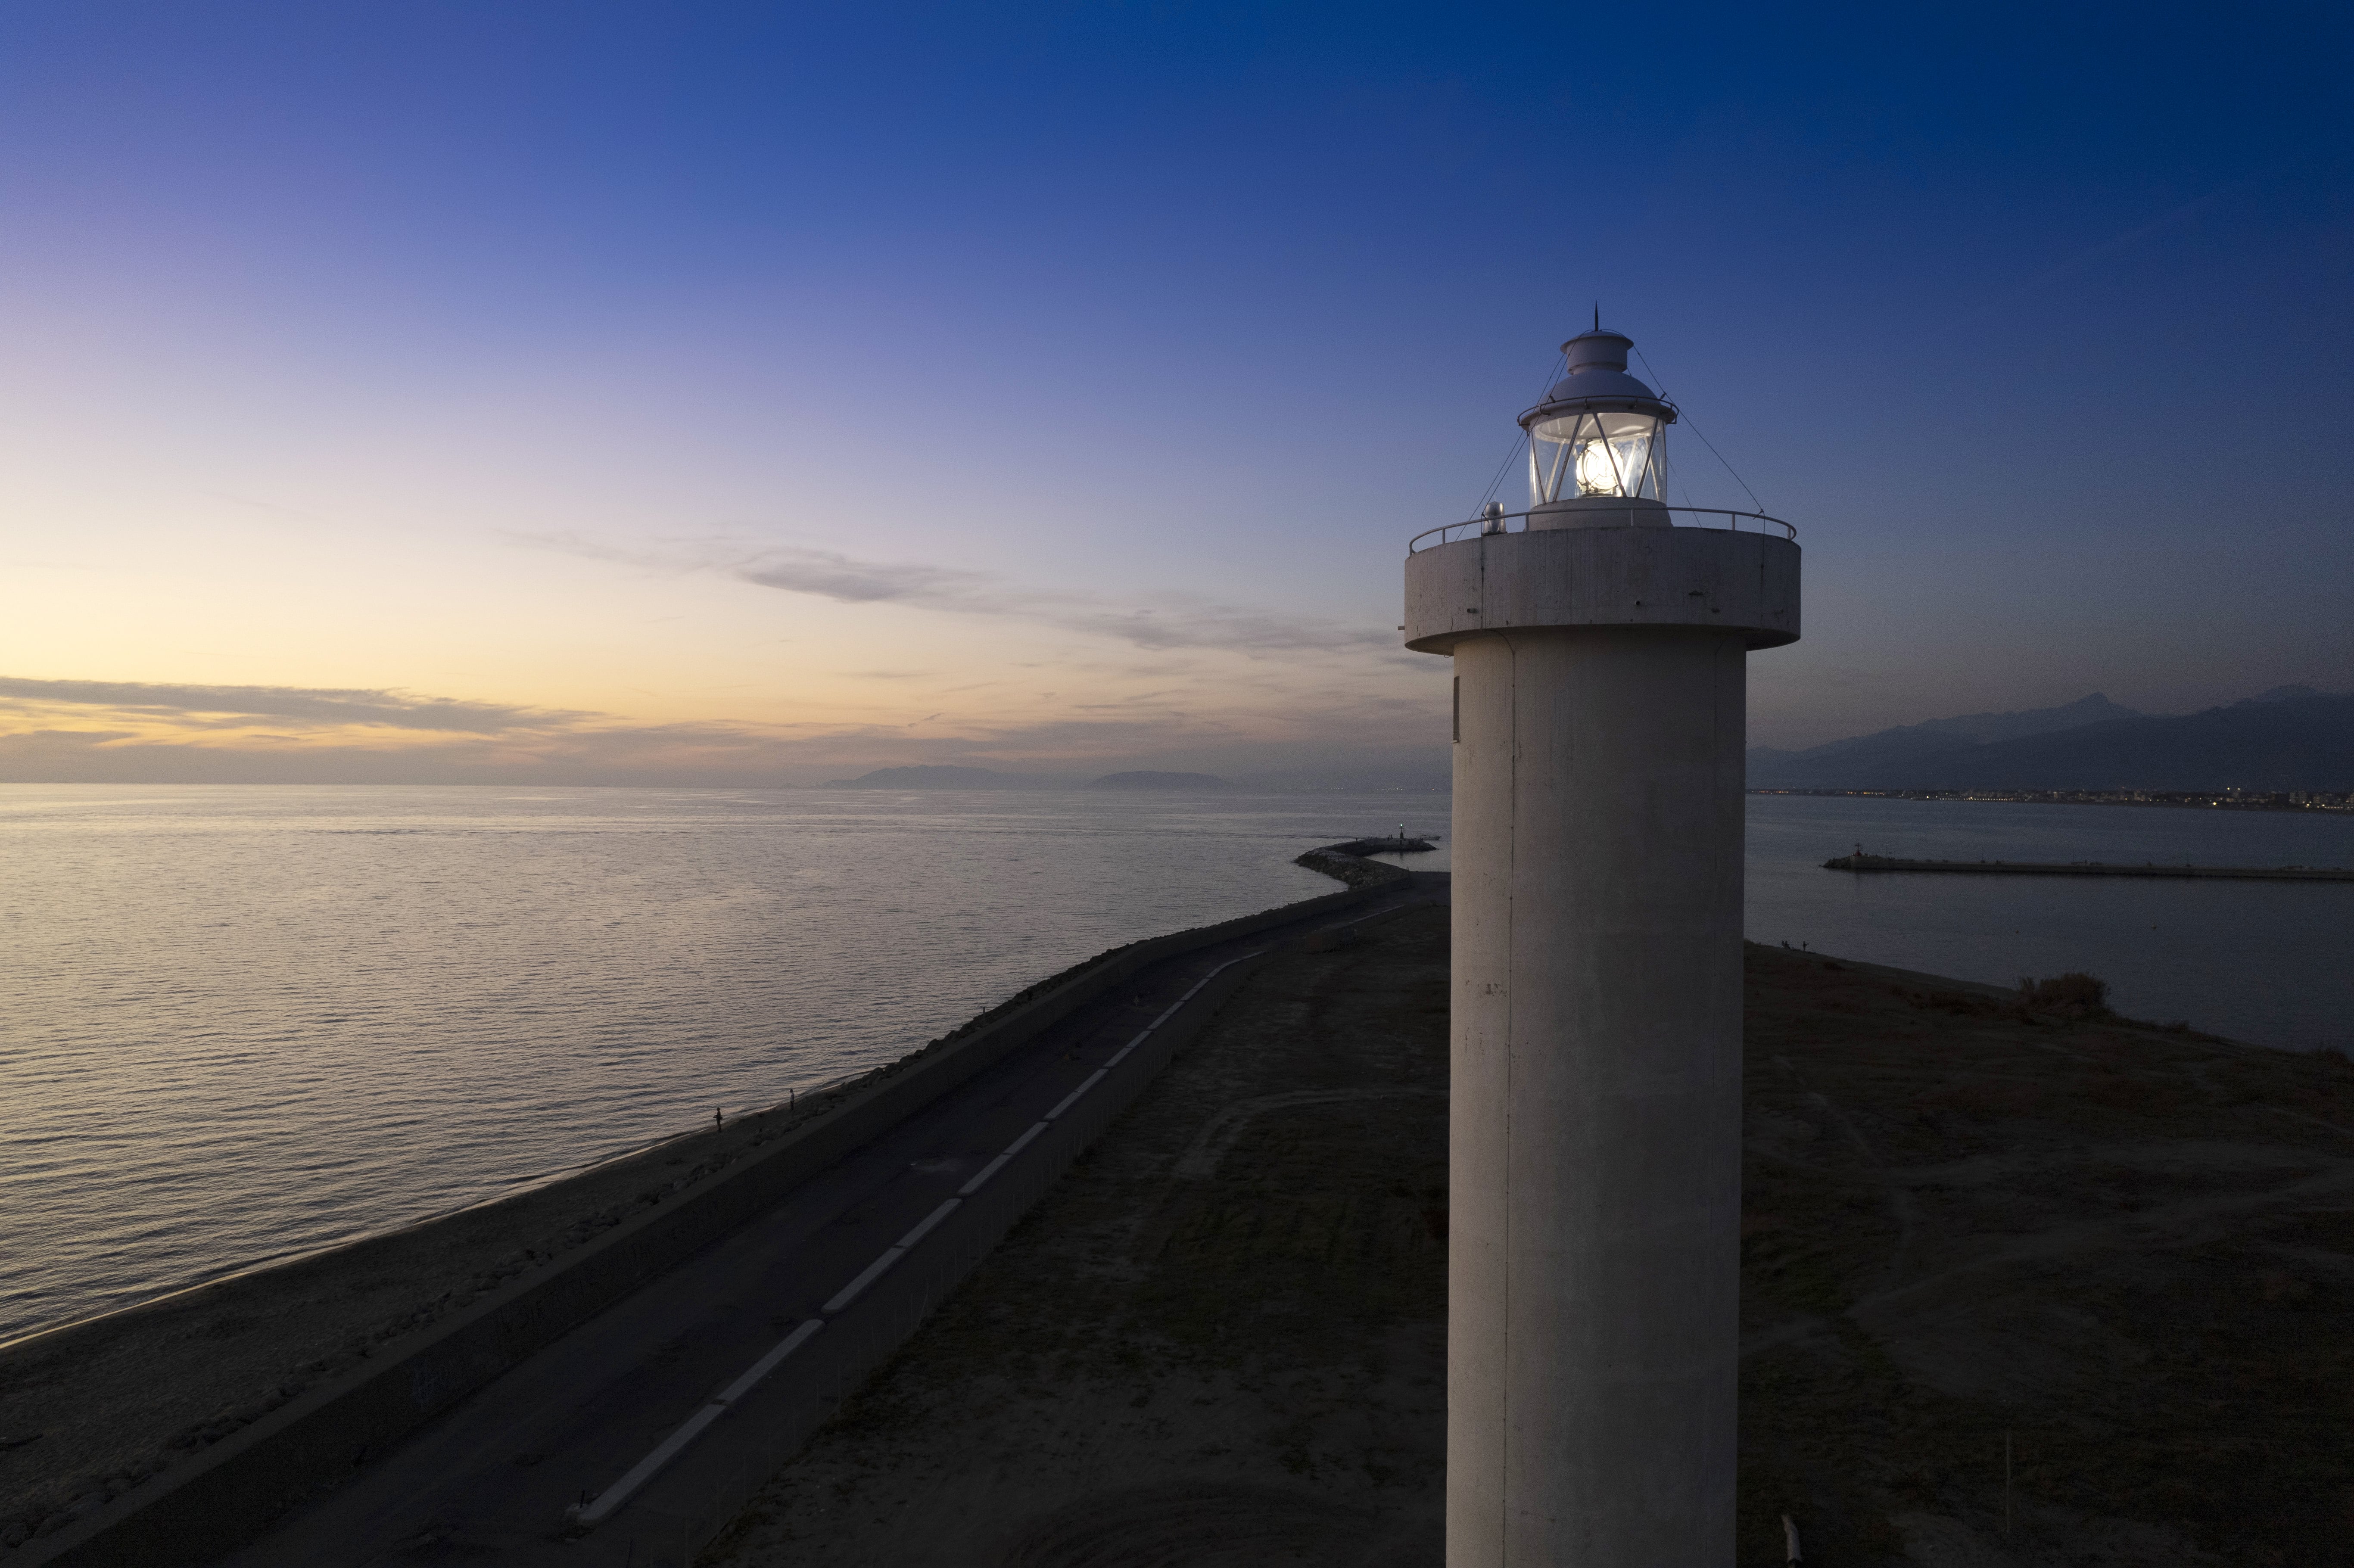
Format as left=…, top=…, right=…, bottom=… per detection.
left=701, top=921, right=2354, bottom=1568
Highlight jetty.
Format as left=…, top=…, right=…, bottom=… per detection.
left=1328, top=835, right=1437, bottom=855
left=1824, top=849, right=2354, bottom=881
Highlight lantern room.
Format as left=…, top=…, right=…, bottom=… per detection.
left=1520, top=324, right=1677, bottom=525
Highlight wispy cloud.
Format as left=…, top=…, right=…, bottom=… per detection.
left=0, top=677, right=595, bottom=734
left=737, top=551, right=986, bottom=605
left=0, top=667, right=1447, bottom=787
left=517, top=533, right=1392, bottom=656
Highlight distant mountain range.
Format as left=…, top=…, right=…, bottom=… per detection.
left=1751, top=687, right=2354, bottom=790
left=1747, top=694, right=2142, bottom=787
left=1230, top=759, right=1452, bottom=793
left=818, top=689, right=2354, bottom=794
left=819, top=765, right=1235, bottom=791
left=817, top=765, right=1081, bottom=790
left=1091, top=771, right=1231, bottom=790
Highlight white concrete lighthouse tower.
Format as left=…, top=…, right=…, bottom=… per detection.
left=1404, top=324, right=1800, bottom=1566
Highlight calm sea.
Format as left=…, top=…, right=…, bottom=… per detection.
left=1745, top=793, right=2354, bottom=1052
left=0, top=784, right=1435, bottom=1343
left=3, top=784, right=2346, bottom=1342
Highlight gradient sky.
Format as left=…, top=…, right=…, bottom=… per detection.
left=3, top=2, right=2349, bottom=784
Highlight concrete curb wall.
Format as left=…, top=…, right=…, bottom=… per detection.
left=21, top=860, right=1405, bottom=1568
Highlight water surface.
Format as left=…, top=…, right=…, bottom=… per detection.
left=1745, top=794, right=2353, bottom=1052
left=0, top=784, right=1442, bottom=1342
left=7, top=784, right=2344, bottom=1345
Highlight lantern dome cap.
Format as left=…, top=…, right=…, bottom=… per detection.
left=1564, top=326, right=1635, bottom=373
left=1520, top=323, right=1675, bottom=429
left=1538, top=325, right=1664, bottom=405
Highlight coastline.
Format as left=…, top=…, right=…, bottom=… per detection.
left=3, top=785, right=1411, bottom=1358
left=1823, top=851, right=2354, bottom=881
left=0, top=849, right=1407, bottom=1560
left=13, top=837, right=2338, bottom=1563
left=1754, top=787, right=2354, bottom=814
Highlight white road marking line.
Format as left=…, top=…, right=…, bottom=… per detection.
left=963, top=1107, right=1060, bottom=1191
left=895, top=1197, right=962, bottom=1249
left=820, top=1198, right=964, bottom=1313
left=717, top=1318, right=825, bottom=1404
left=958, top=1152, right=1014, bottom=1195
left=576, top=1405, right=726, bottom=1523
left=1045, top=1068, right=1109, bottom=1120
left=822, top=1247, right=907, bottom=1314
left=576, top=1318, right=825, bottom=1523
left=1120, top=951, right=1267, bottom=1058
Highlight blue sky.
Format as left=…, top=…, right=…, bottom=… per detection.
left=2, top=2, right=2348, bottom=782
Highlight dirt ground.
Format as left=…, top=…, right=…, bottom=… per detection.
left=1739, top=946, right=2354, bottom=1567
left=704, top=915, right=2354, bottom=1568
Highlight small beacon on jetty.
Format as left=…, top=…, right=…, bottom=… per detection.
left=1403, top=322, right=1801, bottom=1565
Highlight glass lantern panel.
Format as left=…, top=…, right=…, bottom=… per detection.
left=1528, top=410, right=1661, bottom=502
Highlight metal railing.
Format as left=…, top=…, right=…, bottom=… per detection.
left=1408, top=505, right=1797, bottom=554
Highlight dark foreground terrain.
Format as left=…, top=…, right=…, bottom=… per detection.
left=707, top=910, right=2354, bottom=1568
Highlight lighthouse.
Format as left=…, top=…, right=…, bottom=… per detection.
left=1404, top=324, right=1801, bottom=1565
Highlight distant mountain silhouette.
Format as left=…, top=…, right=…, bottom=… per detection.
left=1914, top=691, right=2354, bottom=790
left=816, top=765, right=1081, bottom=790
left=2233, top=684, right=2323, bottom=707
left=1231, top=759, right=1453, bottom=793
left=1748, top=694, right=2140, bottom=788
left=1089, top=770, right=1232, bottom=790
left=1752, top=689, right=2354, bottom=790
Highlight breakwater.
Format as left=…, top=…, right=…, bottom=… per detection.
left=1295, top=840, right=1435, bottom=886
left=1323, top=835, right=1436, bottom=856
left=1823, top=849, right=2354, bottom=881
left=1760, top=788, right=2354, bottom=813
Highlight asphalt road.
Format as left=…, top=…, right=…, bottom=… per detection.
left=214, top=877, right=1437, bottom=1568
